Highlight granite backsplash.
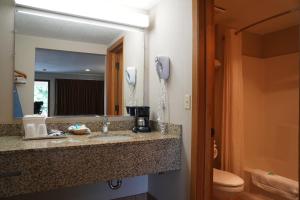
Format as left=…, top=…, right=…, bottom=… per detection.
left=0, top=116, right=134, bottom=136
left=0, top=116, right=182, bottom=137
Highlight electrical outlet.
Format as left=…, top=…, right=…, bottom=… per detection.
left=184, top=94, right=191, bottom=110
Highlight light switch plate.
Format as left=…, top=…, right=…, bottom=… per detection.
left=184, top=94, right=191, bottom=110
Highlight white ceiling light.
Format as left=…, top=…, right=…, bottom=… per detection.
left=15, top=0, right=150, bottom=28
left=16, top=8, right=144, bottom=32
left=85, top=69, right=91, bottom=72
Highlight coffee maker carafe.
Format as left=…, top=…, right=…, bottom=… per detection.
left=126, top=106, right=151, bottom=133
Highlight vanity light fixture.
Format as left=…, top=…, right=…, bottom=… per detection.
left=16, top=8, right=144, bottom=32
left=15, top=0, right=149, bottom=28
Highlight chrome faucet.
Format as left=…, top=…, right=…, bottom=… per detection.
left=102, top=116, right=110, bottom=134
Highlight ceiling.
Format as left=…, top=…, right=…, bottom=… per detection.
left=215, top=0, right=300, bottom=34
left=35, top=48, right=105, bottom=74
left=15, top=11, right=124, bottom=45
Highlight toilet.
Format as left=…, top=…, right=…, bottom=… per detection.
left=213, top=168, right=244, bottom=200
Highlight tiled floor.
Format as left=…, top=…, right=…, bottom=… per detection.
left=114, top=193, right=156, bottom=200
left=237, top=192, right=272, bottom=200
left=213, top=192, right=272, bottom=200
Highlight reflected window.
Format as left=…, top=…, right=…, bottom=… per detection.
left=34, top=80, right=49, bottom=116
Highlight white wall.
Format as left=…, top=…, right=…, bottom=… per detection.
left=15, top=34, right=107, bottom=116
left=123, top=31, right=145, bottom=110
left=0, top=0, right=14, bottom=123
left=146, top=0, right=193, bottom=199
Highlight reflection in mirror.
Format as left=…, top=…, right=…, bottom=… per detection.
left=13, top=7, right=145, bottom=118
left=35, top=49, right=105, bottom=116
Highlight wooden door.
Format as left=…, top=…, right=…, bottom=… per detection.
left=191, top=0, right=215, bottom=199
left=106, top=38, right=124, bottom=116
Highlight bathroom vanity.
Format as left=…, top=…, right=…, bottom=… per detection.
left=0, top=1, right=182, bottom=199
left=0, top=119, right=181, bottom=198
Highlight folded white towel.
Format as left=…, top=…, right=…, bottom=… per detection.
left=251, top=169, right=299, bottom=200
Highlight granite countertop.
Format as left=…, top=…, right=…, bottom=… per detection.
left=0, top=129, right=181, bottom=197
left=0, top=131, right=180, bottom=154
left=0, top=119, right=182, bottom=197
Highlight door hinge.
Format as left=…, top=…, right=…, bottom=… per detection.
left=115, top=105, right=119, bottom=113
left=115, top=63, right=120, bottom=70
left=211, top=128, right=215, bottom=137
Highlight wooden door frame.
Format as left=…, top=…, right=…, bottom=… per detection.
left=191, top=0, right=215, bottom=199
left=106, top=37, right=124, bottom=115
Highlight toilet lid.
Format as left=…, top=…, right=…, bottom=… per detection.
left=213, top=168, right=244, bottom=187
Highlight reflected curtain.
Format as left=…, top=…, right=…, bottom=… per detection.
left=221, top=29, right=244, bottom=177
left=55, top=79, right=104, bottom=115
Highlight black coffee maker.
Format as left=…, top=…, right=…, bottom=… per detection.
left=126, top=106, right=151, bottom=133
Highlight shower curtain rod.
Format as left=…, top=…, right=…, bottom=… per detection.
left=235, top=6, right=300, bottom=35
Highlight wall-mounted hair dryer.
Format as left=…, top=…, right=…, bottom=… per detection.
left=155, top=56, right=170, bottom=81
left=125, top=67, right=136, bottom=86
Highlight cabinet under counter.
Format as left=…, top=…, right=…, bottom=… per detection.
left=0, top=131, right=181, bottom=198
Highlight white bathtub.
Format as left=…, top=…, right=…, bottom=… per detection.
left=238, top=168, right=299, bottom=200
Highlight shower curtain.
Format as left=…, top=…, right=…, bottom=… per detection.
left=221, top=29, right=244, bottom=177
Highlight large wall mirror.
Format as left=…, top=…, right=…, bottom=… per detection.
left=13, top=7, right=145, bottom=118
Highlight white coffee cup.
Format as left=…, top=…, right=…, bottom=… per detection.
left=37, top=124, right=48, bottom=137
left=25, top=124, right=36, bottom=138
